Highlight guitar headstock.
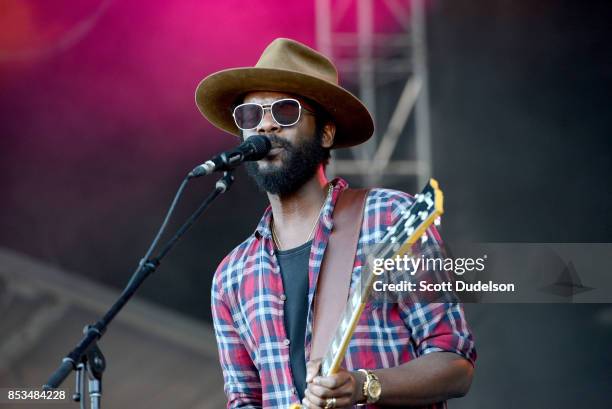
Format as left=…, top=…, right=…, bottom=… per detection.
left=379, top=178, right=444, bottom=260
left=398, top=178, right=443, bottom=250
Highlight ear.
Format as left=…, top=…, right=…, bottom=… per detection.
left=320, top=121, right=336, bottom=149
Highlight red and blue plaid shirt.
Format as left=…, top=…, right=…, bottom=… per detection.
left=211, top=178, right=476, bottom=408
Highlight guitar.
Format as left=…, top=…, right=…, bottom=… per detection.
left=290, top=178, right=444, bottom=409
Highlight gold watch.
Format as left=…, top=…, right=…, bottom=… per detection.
left=357, top=369, right=382, bottom=404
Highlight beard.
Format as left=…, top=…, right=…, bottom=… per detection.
left=245, top=133, right=329, bottom=196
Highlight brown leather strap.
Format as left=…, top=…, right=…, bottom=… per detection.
left=311, top=188, right=369, bottom=360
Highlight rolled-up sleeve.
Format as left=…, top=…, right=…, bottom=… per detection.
left=401, top=301, right=477, bottom=366
left=398, top=233, right=477, bottom=366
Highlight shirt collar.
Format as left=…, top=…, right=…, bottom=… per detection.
left=254, top=177, right=349, bottom=239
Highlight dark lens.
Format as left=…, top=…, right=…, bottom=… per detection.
left=234, top=104, right=263, bottom=129
left=272, top=99, right=300, bottom=126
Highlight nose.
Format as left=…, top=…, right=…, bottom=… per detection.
left=256, top=109, right=280, bottom=134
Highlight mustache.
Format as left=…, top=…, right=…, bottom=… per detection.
left=263, top=134, right=293, bottom=150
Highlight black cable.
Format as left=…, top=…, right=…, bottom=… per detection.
left=125, top=175, right=190, bottom=289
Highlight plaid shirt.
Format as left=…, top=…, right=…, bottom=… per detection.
left=211, top=178, right=476, bottom=408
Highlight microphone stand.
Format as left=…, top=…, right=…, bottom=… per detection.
left=72, top=337, right=105, bottom=409
left=43, top=170, right=236, bottom=408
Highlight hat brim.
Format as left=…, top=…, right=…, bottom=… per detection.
left=195, top=67, right=374, bottom=149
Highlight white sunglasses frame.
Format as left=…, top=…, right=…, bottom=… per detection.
left=232, top=98, right=314, bottom=131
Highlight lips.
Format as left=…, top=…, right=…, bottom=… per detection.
left=267, top=146, right=285, bottom=157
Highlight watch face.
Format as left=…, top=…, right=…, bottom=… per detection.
left=368, top=380, right=382, bottom=400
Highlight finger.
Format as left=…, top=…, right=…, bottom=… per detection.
left=331, top=396, right=353, bottom=409
left=307, top=383, right=334, bottom=399
left=307, top=381, right=354, bottom=399
left=306, top=359, right=322, bottom=383
left=323, top=398, right=353, bottom=409
left=301, top=397, right=322, bottom=409
left=303, top=389, right=326, bottom=408
left=303, top=390, right=353, bottom=409
left=313, top=371, right=352, bottom=389
left=302, top=398, right=322, bottom=409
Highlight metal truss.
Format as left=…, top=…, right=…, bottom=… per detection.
left=315, top=0, right=432, bottom=187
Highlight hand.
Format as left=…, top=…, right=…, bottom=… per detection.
left=302, top=359, right=365, bottom=409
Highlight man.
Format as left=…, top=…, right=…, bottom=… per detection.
left=197, top=38, right=476, bottom=408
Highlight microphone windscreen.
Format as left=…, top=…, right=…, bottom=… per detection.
left=244, top=135, right=272, bottom=160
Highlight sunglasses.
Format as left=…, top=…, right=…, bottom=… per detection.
left=232, top=98, right=315, bottom=131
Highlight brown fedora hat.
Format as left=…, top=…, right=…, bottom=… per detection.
left=195, top=38, right=374, bottom=149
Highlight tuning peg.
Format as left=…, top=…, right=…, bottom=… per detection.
left=434, top=217, right=441, bottom=227
left=421, top=233, right=428, bottom=244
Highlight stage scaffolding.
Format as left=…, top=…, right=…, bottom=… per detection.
left=315, top=0, right=432, bottom=188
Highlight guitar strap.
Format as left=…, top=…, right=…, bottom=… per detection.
left=311, top=188, right=370, bottom=361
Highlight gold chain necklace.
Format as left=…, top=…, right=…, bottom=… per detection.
left=272, top=183, right=333, bottom=250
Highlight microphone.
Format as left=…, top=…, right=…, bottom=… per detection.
left=189, top=135, right=271, bottom=178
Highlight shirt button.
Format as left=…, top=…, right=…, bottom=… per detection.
left=280, top=294, right=287, bottom=301
left=283, top=339, right=290, bottom=346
